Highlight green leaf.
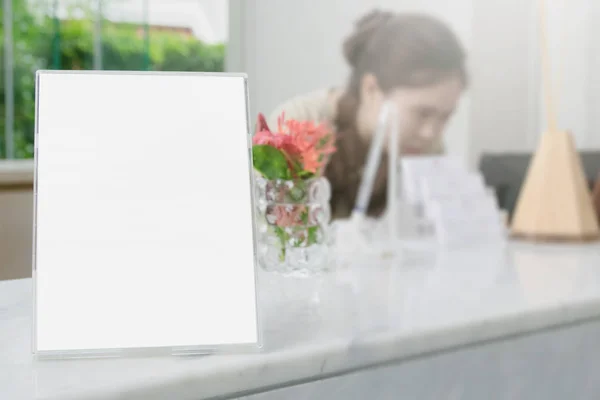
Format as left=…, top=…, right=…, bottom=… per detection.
left=300, top=210, right=309, bottom=224
left=288, top=181, right=307, bottom=202
left=274, top=226, right=288, bottom=261
left=307, top=226, right=319, bottom=245
left=297, top=170, right=315, bottom=179
left=252, top=145, right=291, bottom=180
left=286, top=158, right=304, bottom=177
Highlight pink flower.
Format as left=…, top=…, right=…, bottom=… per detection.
left=253, top=113, right=299, bottom=154
left=253, top=129, right=287, bottom=147
left=274, top=205, right=301, bottom=227
left=257, top=113, right=270, bottom=133
left=283, top=118, right=336, bottom=174
left=275, top=207, right=293, bottom=226
left=252, top=112, right=337, bottom=176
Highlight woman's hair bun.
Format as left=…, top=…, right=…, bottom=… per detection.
left=343, top=9, right=394, bottom=67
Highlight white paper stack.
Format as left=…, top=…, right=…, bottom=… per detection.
left=400, top=156, right=506, bottom=249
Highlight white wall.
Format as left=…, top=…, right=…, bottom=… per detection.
left=586, top=0, right=600, bottom=150
left=228, top=0, right=598, bottom=166
left=227, top=0, right=376, bottom=116
left=468, top=0, right=539, bottom=162
left=541, top=0, right=600, bottom=150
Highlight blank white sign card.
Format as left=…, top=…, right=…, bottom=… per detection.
left=33, top=71, right=260, bottom=357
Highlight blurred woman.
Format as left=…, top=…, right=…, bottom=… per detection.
left=268, top=10, right=468, bottom=218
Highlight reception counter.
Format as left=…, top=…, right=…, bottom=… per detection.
left=2, top=242, right=600, bottom=399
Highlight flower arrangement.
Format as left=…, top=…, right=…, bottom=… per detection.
left=252, top=113, right=336, bottom=268
left=252, top=113, right=336, bottom=180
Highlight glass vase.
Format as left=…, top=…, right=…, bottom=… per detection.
left=254, top=174, right=332, bottom=276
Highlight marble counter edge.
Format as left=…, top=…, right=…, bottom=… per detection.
left=42, top=295, right=600, bottom=400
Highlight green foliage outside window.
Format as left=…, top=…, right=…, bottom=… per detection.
left=0, top=0, right=226, bottom=159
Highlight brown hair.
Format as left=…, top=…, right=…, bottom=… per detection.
left=326, top=10, right=468, bottom=218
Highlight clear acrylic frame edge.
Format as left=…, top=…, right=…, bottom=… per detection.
left=31, top=70, right=264, bottom=360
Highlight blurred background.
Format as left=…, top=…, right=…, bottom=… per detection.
left=2, top=0, right=599, bottom=280
left=228, top=0, right=600, bottom=163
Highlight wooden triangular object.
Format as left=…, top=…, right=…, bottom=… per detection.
left=593, top=172, right=600, bottom=224
left=510, top=131, right=600, bottom=241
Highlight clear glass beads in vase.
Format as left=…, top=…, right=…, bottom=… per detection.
left=254, top=174, right=332, bottom=276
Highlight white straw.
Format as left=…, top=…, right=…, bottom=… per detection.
left=387, top=106, right=399, bottom=242
left=352, top=102, right=391, bottom=215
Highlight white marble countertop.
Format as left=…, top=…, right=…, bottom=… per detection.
left=3, top=241, right=600, bottom=400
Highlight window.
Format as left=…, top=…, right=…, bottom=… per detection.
left=1, top=0, right=228, bottom=159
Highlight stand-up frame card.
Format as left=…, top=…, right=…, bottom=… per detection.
left=33, top=71, right=261, bottom=358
